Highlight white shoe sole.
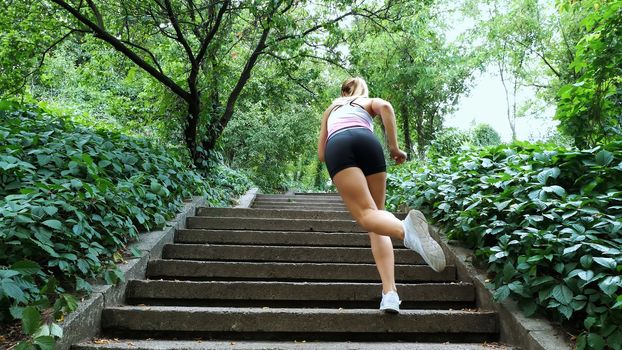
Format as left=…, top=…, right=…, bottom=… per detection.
left=404, top=210, right=446, bottom=272
left=380, top=307, right=400, bottom=314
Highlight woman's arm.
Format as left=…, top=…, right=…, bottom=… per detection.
left=317, top=106, right=332, bottom=162
left=371, top=98, right=407, bottom=164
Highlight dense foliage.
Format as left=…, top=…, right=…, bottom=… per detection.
left=387, top=143, right=622, bottom=349
left=426, top=124, right=502, bottom=159
left=0, top=101, right=251, bottom=347
left=464, top=0, right=622, bottom=147
left=1, top=0, right=405, bottom=166
left=2, top=0, right=621, bottom=347
left=555, top=0, right=622, bottom=148
left=348, top=1, right=477, bottom=158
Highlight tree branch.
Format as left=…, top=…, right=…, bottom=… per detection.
left=86, top=0, right=104, bottom=30
left=205, top=25, right=271, bottom=148
left=49, top=0, right=191, bottom=101
left=163, top=0, right=196, bottom=64
left=274, top=10, right=354, bottom=43
left=196, top=0, right=230, bottom=64
left=510, top=37, right=561, bottom=78
left=9, top=29, right=77, bottom=96
left=121, top=40, right=164, bottom=74
left=285, top=70, right=316, bottom=97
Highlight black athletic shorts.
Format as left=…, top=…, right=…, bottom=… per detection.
left=325, top=127, right=386, bottom=179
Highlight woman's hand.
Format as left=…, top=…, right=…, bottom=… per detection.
left=390, top=148, right=407, bottom=165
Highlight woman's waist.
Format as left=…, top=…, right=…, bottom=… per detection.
left=327, top=125, right=374, bottom=140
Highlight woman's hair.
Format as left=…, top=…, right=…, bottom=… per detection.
left=341, top=77, right=369, bottom=98
left=332, top=77, right=369, bottom=105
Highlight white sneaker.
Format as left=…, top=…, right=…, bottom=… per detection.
left=403, top=209, right=446, bottom=272
left=379, top=290, right=401, bottom=314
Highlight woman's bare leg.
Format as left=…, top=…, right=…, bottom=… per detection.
left=332, top=167, right=404, bottom=240
left=365, top=172, right=397, bottom=294
left=333, top=167, right=404, bottom=240
left=333, top=166, right=446, bottom=274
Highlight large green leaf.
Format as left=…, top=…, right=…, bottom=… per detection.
left=593, top=257, right=617, bottom=270
left=21, top=306, right=41, bottom=335
left=552, top=284, right=573, bottom=305
left=11, top=260, right=41, bottom=275
left=588, top=333, right=606, bottom=350
left=41, top=219, right=62, bottom=230
left=33, top=336, right=55, bottom=350
left=595, top=150, right=614, bottom=166
left=597, top=276, right=620, bottom=296
left=1, top=279, right=27, bottom=303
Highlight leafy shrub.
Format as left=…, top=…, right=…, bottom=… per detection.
left=555, top=1, right=622, bottom=148
left=0, top=101, right=251, bottom=345
left=387, top=142, right=622, bottom=349
left=426, top=124, right=502, bottom=160
left=426, top=127, right=473, bottom=159
left=472, top=123, right=502, bottom=147
left=197, top=150, right=254, bottom=207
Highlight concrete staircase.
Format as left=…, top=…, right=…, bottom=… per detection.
left=73, top=193, right=515, bottom=349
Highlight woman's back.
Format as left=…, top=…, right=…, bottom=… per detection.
left=326, top=97, right=375, bottom=139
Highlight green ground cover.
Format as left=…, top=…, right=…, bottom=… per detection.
left=387, top=142, right=622, bottom=349
left=0, top=101, right=252, bottom=348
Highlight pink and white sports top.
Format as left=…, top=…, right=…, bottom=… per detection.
left=327, top=98, right=374, bottom=139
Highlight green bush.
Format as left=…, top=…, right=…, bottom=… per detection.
left=555, top=1, right=622, bottom=148
left=472, top=123, right=502, bottom=147
left=0, top=101, right=251, bottom=346
left=387, top=142, right=622, bottom=350
left=197, top=151, right=254, bottom=207
left=426, top=127, right=473, bottom=159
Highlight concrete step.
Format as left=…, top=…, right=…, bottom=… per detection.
left=146, top=260, right=456, bottom=282
left=196, top=207, right=353, bottom=220
left=255, top=194, right=344, bottom=202
left=127, top=280, right=475, bottom=305
left=101, top=306, right=499, bottom=341
left=253, top=199, right=346, bottom=204
left=251, top=204, right=348, bottom=210
left=295, top=192, right=340, bottom=196
left=74, top=339, right=517, bottom=350
left=196, top=207, right=407, bottom=220
left=186, top=217, right=363, bottom=232
left=175, top=229, right=377, bottom=246
left=162, top=244, right=424, bottom=264
left=252, top=200, right=346, bottom=204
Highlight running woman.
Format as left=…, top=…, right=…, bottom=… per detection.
left=317, top=77, right=446, bottom=313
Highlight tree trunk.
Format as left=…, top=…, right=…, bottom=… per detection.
left=202, top=26, right=271, bottom=152
left=416, top=132, right=426, bottom=159
left=314, top=159, right=323, bottom=189
left=400, top=103, right=412, bottom=159
left=185, top=97, right=201, bottom=165
left=414, top=115, right=425, bottom=159
left=498, top=59, right=516, bottom=141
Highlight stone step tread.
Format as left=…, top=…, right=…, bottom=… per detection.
left=146, top=260, right=456, bottom=282
left=73, top=339, right=516, bottom=350
left=102, top=306, right=499, bottom=334
left=294, top=192, right=341, bottom=195
left=257, top=194, right=343, bottom=198
left=253, top=199, right=346, bottom=207
left=195, top=208, right=408, bottom=221
left=196, top=207, right=354, bottom=219
left=252, top=201, right=346, bottom=205
left=127, top=280, right=474, bottom=302
left=252, top=202, right=346, bottom=205
left=255, top=195, right=344, bottom=199
left=251, top=206, right=348, bottom=211
left=162, top=243, right=425, bottom=264
left=254, top=197, right=345, bottom=202
left=175, top=229, right=381, bottom=246
left=186, top=217, right=364, bottom=232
